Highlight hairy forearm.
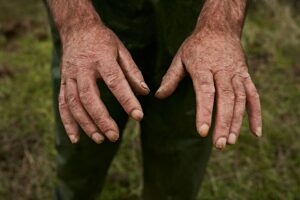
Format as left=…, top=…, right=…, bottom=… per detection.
left=47, top=0, right=102, bottom=42
left=195, top=0, right=247, bottom=37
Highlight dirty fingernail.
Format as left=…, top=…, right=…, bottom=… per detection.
left=215, top=137, right=227, bottom=150
left=198, top=123, right=210, bottom=137
left=106, top=130, right=119, bottom=142
left=69, top=135, right=79, bottom=144
left=255, top=127, right=262, bottom=137
left=131, top=109, right=144, bottom=121
left=228, top=133, right=237, bottom=145
left=92, top=132, right=105, bottom=144
left=140, top=82, right=150, bottom=92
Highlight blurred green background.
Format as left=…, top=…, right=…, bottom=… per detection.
left=0, top=0, right=299, bottom=199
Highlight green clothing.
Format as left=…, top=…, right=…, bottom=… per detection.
left=92, top=0, right=204, bottom=54
left=47, top=0, right=212, bottom=199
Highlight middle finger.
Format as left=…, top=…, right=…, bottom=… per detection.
left=213, top=71, right=235, bottom=150
left=77, top=70, right=120, bottom=142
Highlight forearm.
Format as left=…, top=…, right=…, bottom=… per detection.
left=195, top=0, right=247, bottom=38
left=46, top=0, right=102, bottom=42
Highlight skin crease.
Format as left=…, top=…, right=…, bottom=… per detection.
left=48, top=0, right=262, bottom=149
left=156, top=0, right=262, bottom=150
left=48, top=0, right=150, bottom=144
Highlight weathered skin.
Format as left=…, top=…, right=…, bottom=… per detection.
left=47, top=0, right=262, bottom=150
left=156, top=0, right=262, bottom=149
left=48, top=0, right=150, bottom=144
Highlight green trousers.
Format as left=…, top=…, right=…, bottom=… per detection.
left=48, top=1, right=212, bottom=199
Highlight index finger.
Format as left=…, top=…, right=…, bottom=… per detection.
left=98, top=60, right=144, bottom=121
left=190, top=70, right=215, bottom=137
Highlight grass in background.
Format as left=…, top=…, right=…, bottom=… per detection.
left=0, top=1, right=55, bottom=199
left=0, top=0, right=299, bottom=199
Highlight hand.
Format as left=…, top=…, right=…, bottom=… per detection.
left=156, top=31, right=262, bottom=150
left=59, top=24, right=149, bottom=144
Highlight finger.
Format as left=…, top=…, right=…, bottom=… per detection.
left=66, top=78, right=105, bottom=144
left=99, top=60, right=144, bottom=121
left=155, top=53, right=186, bottom=99
left=77, top=71, right=120, bottom=142
left=58, top=82, right=80, bottom=144
left=213, top=71, right=235, bottom=150
left=228, top=76, right=246, bottom=145
left=118, top=43, right=150, bottom=95
left=244, top=76, right=262, bottom=137
left=190, top=70, right=215, bottom=137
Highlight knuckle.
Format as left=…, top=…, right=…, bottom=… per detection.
left=249, top=90, right=259, bottom=99
left=63, top=118, right=73, bottom=126
left=236, top=93, right=246, bottom=102
left=80, top=93, right=93, bottom=106
left=221, top=119, right=231, bottom=130
left=106, top=73, right=122, bottom=90
left=131, top=67, right=142, bottom=78
left=58, top=95, right=66, bottom=106
left=197, top=73, right=211, bottom=83
left=58, top=96, right=63, bottom=103
left=79, top=82, right=91, bottom=95
left=90, top=110, right=106, bottom=122
left=92, top=114, right=103, bottom=124
left=220, top=89, right=235, bottom=100
left=79, top=120, right=92, bottom=131
left=79, top=86, right=93, bottom=106
left=70, top=110, right=80, bottom=119
left=199, top=85, right=215, bottom=94
left=65, top=129, right=74, bottom=136
left=67, top=94, right=79, bottom=107
left=215, top=123, right=230, bottom=135
left=59, top=101, right=68, bottom=110
left=64, top=123, right=76, bottom=132
left=234, top=107, right=245, bottom=119
left=97, top=118, right=112, bottom=132
left=119, top=95, right=132, bottom=107
left=207, top=93, right=215, bottom=101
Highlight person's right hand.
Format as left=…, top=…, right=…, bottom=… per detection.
left=58, top=23, right=150, bottom=144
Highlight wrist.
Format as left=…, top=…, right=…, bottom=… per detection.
left=194, top=0, right=247, bottom=38
left=192, top=25, right=241, bottom=41
left=49, top=0, right=103, bottom=43
left=59, top=15, right=103, bottom=43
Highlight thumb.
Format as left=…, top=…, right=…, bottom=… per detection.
left=155, top=54, right=186, bottom=99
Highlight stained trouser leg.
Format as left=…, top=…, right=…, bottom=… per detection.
left=51, top=50, right=128, bottom=200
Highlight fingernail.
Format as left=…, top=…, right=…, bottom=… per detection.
left=255, top=127, right=262, bottom=137
left=131, top=109, right=144, bottom=121
left=215, top=137, right=227, bottom=150
left=228, top=133, right=237, bottom=145
left=69, top=135, right=79, bottom=144
left=198, top=123, right=210, bottom=137
left=106, top=130, right=119, bottom=142
left=92, top=132, right=105, bottom=144
left=155, top=87, right=163, bottom=97
left=140, top=82, right=150, bottom=92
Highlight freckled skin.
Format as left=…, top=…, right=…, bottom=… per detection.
left=48, top=0, right=150, bottom=143
left=156, top=0, right=262, bottom=149
left=47, top=0, right=262, bottom=149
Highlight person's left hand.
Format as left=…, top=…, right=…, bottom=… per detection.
left=155, top=30, right=262, bottom=150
